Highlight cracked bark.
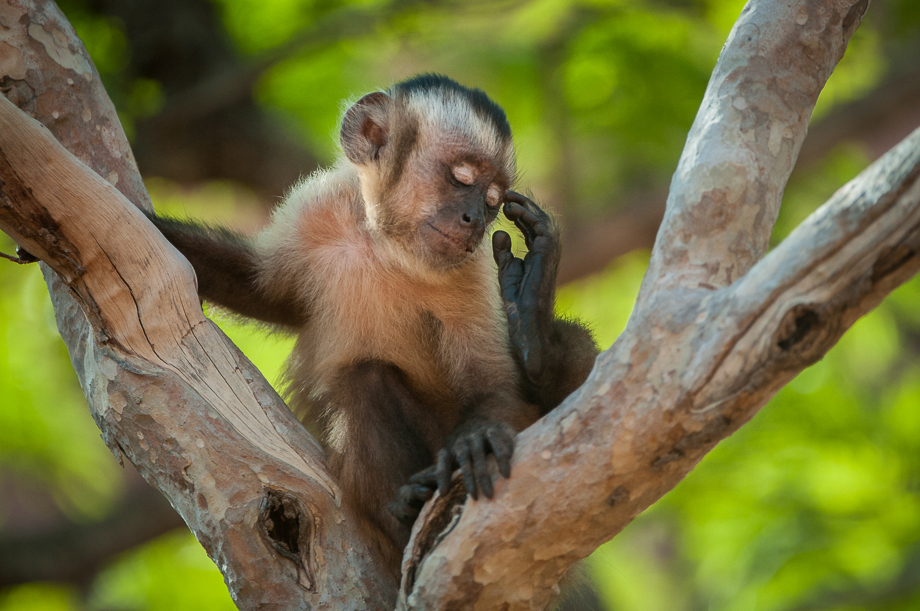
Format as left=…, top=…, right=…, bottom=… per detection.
left=0, top=1, right=391, bottom=609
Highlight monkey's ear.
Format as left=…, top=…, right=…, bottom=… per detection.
left=341, top=92, right=390, bottom=165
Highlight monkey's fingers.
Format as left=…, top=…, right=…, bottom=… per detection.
left=492, top=229, right=512, bottom=255
left=502, top=201, right=554, bottom=252
left=486, top=427, right=515, bottom=479
left=470, top=435, right=494, bottom=499
left=494, top=235, right=527, bottom=306
left=504, top=201, right=552, bottom=238
left=436, top=448, right=454, bottom=496
left=503, top=190, right=531, bottom=206
left=455, top=441, right=479, bottom=500
left=503, top=190, right=547, bottom=218
left=408, top=465, right=438, bottom=487
left=492, top=231, right=517, bottom=271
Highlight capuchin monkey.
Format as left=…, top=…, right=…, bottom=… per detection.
left=146, top=74, right=598, bottom=579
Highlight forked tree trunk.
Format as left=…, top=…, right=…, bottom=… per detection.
left=2, top=0, right=917, bottom=610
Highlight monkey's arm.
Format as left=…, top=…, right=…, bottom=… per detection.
left=493, top=192, right=599, bottom=415
left=146, top=214, right=307, bottom=327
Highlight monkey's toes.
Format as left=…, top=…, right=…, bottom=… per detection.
left=388, top=483, right=434, bottom=524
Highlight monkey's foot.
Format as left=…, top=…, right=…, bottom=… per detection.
left=388, top=466, right=437, bottom=524
left=436, top=419, right=515, bottom=501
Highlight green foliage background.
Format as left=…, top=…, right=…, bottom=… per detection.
left=2, top=0, right=920, bottom=609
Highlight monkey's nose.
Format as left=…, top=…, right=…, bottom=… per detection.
left=460, top=212, right=484, bottom=234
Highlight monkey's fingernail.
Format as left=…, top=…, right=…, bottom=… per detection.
left=480, top=476, right=494, bottom=499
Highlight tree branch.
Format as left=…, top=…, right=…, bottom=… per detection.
left=0, top=1, right=392, bottom=608
left=560, top=5, right=920, bottom=286
left=398, top=1, right=895, bottom=609
left=643, top=0, right=868, bottom=297
left=0, top=477, right=184, bottom=588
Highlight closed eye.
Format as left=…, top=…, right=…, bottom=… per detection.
left=450, top=163, right=476, bottom=186
left=448, top=173, right=472, bottom=188
left=486, top=184, right=502, bottom=207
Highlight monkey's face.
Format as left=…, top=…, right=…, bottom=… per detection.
left=340, top=87, right=514, bottom=271
left=412, top=156, right=506, bottom=270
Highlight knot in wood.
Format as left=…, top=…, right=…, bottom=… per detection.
left=258, top=486, right=317, bottom=592
left=773, top=304, right=838, bottom=367
left=607, top=486, right=629, bottom=507
left=776, top=306, right=818, bottom=351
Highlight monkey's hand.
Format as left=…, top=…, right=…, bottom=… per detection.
left=436, top=418, right=515, bottom=501
left=493, top=191, right=560, bottom=386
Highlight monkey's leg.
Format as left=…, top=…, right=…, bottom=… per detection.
left=325, top=361, right=437, bottom=573
left=146, top=213, right=305, bottom=326
left=494, top=192, right=599, bottom=415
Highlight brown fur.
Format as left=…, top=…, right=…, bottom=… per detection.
left=147, top=75, right=597, bottom=583
left=249, top=80, right=535, bottom=575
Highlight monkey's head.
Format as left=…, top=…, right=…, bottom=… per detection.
left=340, top=74, right=515, bottom=271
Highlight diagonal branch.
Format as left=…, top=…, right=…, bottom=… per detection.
left=397, top=1, right=899, bottom=609
left=0, top=1, right=392, bottom=608
left=698, top=126, right=920, bottom=411
left=400, top=127, right=920, bottom=611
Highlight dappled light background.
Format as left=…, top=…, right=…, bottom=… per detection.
left=2, top=0, right=920, bottom=609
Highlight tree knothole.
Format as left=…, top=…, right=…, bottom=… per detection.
left=607, top=486, right=629, bottom=507
left=257, top=487, right=317, bottom=592
left=776, top=305, right=820, bottom=352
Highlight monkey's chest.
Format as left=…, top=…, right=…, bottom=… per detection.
left=299, top=243, right=509, bottom=404
left=305, top=274, right=458, bottom=393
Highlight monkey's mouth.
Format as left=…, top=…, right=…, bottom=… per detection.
left=426, top=222, right=479, bottom=255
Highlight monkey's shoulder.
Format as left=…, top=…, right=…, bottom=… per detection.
left=259, top=168, right=367, bottom=264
